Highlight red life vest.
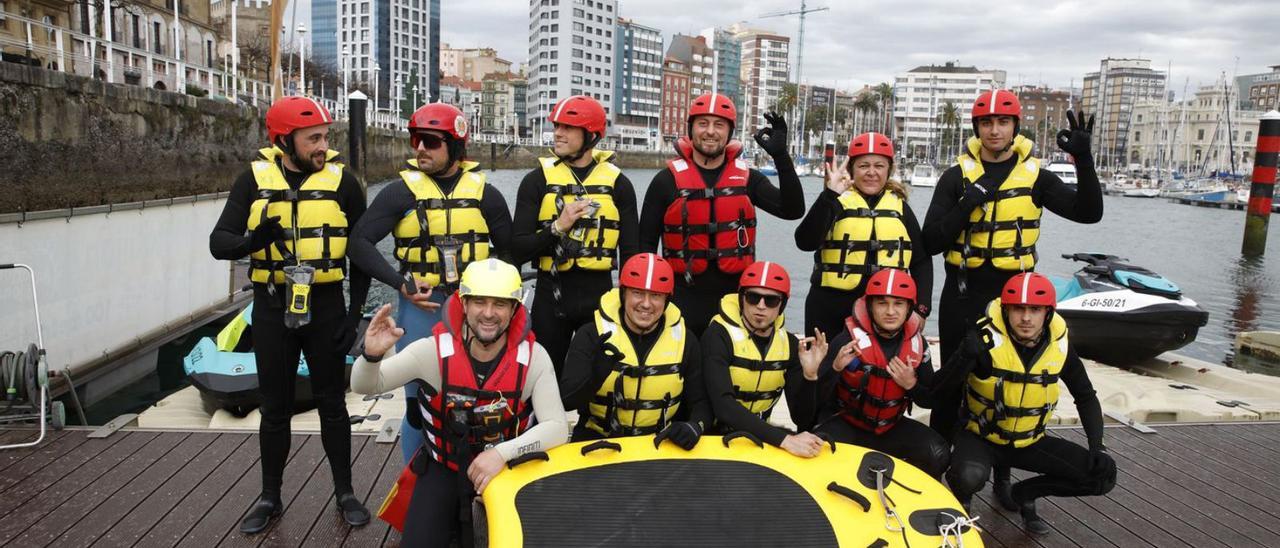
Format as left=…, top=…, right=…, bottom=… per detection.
left=835, top=297, right=926, bottom=434
left=660, top=137, right=757, bottom=276
left=418, top=294, right=535, bottom=471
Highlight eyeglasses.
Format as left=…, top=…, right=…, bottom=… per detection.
left=742, top=291, right=783, bottom=309
left=411, top=132, right=447, bottom=150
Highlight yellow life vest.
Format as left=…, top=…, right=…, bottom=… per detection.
left=817, top=190, right=912, bottom=291
left=964, top=298, right=1070, bottom=448
left=247, top=147, right=349, bottom=285
left=709, top=294, right=792, bottom=417
left=944, top=135, right=1042, bottom=271
left=536, top=150, right=623, bottom=272
left=586, top=288, right=687, bottom=437
left=391, top=160, right=492, bottom=287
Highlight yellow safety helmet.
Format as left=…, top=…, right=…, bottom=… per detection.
left=458, top=258, right=525, bottom=302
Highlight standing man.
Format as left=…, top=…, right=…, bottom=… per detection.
left=936, top=273, right=1116, bottom=534
left=640, top=95, right=805, bottom=335
left=923, top=89, right=1101, bottom=443
left=558, top=253, right=709, bottom=448
left=511, top=95, right=639, bottom=374
left=348, top=102, right=512, bottom=464
left=209, top=96, right=371, bottom=533
left=701, top=261, right=828, bottom=458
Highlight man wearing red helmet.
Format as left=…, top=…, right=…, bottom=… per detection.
left=922, top=89, right=1103, bottom=510
left=640, top=95, right=805, bottom=335
left=559, top=253, right=710, bottom=449
left=933, top=273, right=1114, bottom=535
left=701, top=261, right=830, bottom=458
left=512, top=95, right=639, bottom=375
left=795, top=132, right=933, bottom=340
left=347, top=102, right=513, bottom=465
left=209, top=96, right=371, bottom=532
left=811, top=269, right=949, bottom=478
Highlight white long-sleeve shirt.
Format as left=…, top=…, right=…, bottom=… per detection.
left=352, top=336, right=569, bottom=462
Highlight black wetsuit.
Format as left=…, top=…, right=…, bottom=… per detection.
left=812, top=329, right=949, bottom=478
left=922, top=154, right=1102, bottom=435
left=209, top=162, right=370, bottom=500
left=934, top=332, right=1116, bottom=504
left=559, top=318, right=709, bottom=440
left=511, top=161, right=639, bottom=375
left=701, top=321, right=819, bottom=445
left=793, top=187, right=933, bottom=339
left=639, top=156, right=805, bottom=335
left=347, top=167, right=513, bottom=290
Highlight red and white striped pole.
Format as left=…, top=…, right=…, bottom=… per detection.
left=1243, top=111, right=1280, bottom=256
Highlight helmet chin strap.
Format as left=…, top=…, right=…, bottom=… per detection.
left=553, top=130, right=600, bottom=166
left=277, top=135, right=321, bottom=174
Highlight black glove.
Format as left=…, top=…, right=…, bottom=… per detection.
left=405, top=396, right=424, bottom=430
left=959, top=175, right=1001, bottom=209
left=333, top=312, right=362, bottom=355
left=1089, top=445, right=1110, bottom=472
left=1056, top=109, right=1095, bottom=159
left=590, top=340, right=623, bottom=386
left=959, top=328, right=994, bottom=378
left=753, top=111, right=789, bottom=159
left=249, top=216, right=285, bottom=252
left=916, top=303, right=932, bottom=318
left=654, top=421, right=702, bottom=451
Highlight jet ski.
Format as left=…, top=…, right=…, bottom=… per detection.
left=183, top=303, right=363, bottom=416
left=1050, top=253, right=1209, bottom=366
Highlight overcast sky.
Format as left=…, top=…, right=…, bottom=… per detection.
left=294, top=0, right=1280, bottom=99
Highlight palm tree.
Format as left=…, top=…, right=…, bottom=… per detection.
left=854, top=93, right=878, bottom=135
left=874, top=82, right=894, bottom=134
left=939, top=101, right=961, bottom=160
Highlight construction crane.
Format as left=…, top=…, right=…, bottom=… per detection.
left=761, top=1, right=829, bottom=158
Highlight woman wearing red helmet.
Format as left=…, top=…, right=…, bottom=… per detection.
left=347, top=102, right=514, bottom=466
left=639, top=95, right=805, bottom=335
left=811, top=269, right=949, bottom=478
left=932, top=272, right=1114, bottom=535
left=701, top=261, right=831, bottom=458
left=794, top=131, right=933, bottom=341
left=511, top=95, right=640, bottom=377
left=209, top=96, right=372, bottom=533
left=559, top=253, right=710, bottom=449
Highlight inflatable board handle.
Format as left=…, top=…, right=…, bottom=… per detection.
left=580, top=440, right=623, bottom=455
left=826, top=481, right=871, bottom=512
left=867, top=539, right=889, bottom=548
left=814, top=432, right=838, bottom=454
left=721, top=431, right=764, bottom=449
left=506, top=451, right=550, bottom=469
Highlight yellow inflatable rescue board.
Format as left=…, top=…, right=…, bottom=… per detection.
left=479, top=433, right=982, bottom=547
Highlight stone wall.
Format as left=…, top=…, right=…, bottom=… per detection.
left=0, top=62, right=670, bottom=213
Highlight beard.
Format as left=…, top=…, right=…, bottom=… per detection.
left=694, top=137, right=726, bottom=159
left=290, top=149, right=326, bottom=173
left=466, top=317, right=506, bottom=346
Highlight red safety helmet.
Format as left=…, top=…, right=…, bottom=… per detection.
left=1001, top=272, right=1057, bottom=308
left=847, top=132, right=895, bottom=165
left=739, top=261, right=790, bottom=298
left=266, top=96, right=334, bottom=143
left=619, top=253, right=675, bottom=296
left=865, top=268, right=916, bottom=306
left=550, top=95, right=607, bottom=137
left=687, top=93, right=737, bottom=134
left=971, top=89, right=1022, bottom=121
left=409, top=103, right=469, bottom=142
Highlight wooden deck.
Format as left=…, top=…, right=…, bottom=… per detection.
left=0, top=423, right=1277, bottom=547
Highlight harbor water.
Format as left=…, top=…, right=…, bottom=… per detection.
left=83, top=168, right=1280, bottom=424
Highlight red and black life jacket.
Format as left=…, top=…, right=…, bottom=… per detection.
left=418, top=294, right=535, bottom=471
left=835, top=297, right=926, bottom=434
left=660, top=137, right=757, bottom=276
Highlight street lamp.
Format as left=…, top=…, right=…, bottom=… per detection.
left=341, top=45, right=349, bottom=102
left=395, top=74, right=402, bottom=118
left=373, top=62, right=381, bottom=114
left=296, top=23, right=307, bottom=95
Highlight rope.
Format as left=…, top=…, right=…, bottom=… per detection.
left=939, top=513, right=981, bottom=548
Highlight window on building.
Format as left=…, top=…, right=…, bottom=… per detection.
left=153, top=21, right=163, bottom=54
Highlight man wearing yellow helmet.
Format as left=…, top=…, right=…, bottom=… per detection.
left=352, top=259, right=568, bottom=546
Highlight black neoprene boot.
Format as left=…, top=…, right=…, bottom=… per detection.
left=993, top=474, right=1018, bottom=511
left=1019, top=500, right=1051, bottom=535
left=336, top=492, right=371, bottom=526
left=240, top=494, right=282, bottom=534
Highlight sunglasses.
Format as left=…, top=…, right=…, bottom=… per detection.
left=410, top=132, right=447, bottom=150
left=742, top=291, right=783, bottom=309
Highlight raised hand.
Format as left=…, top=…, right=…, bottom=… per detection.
left=362, top=303, right=404, bottom=358
left=832, top=340, right=860, bottom=373
left=753, top=111, right=789, bottom=158
left=886, top=356, right=918, bottom=390
left=1056, top=109, right=1095, bottom=159
left=825, top=157, right=853, bottom=194
left=798, top=329, right=829, bottom=381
